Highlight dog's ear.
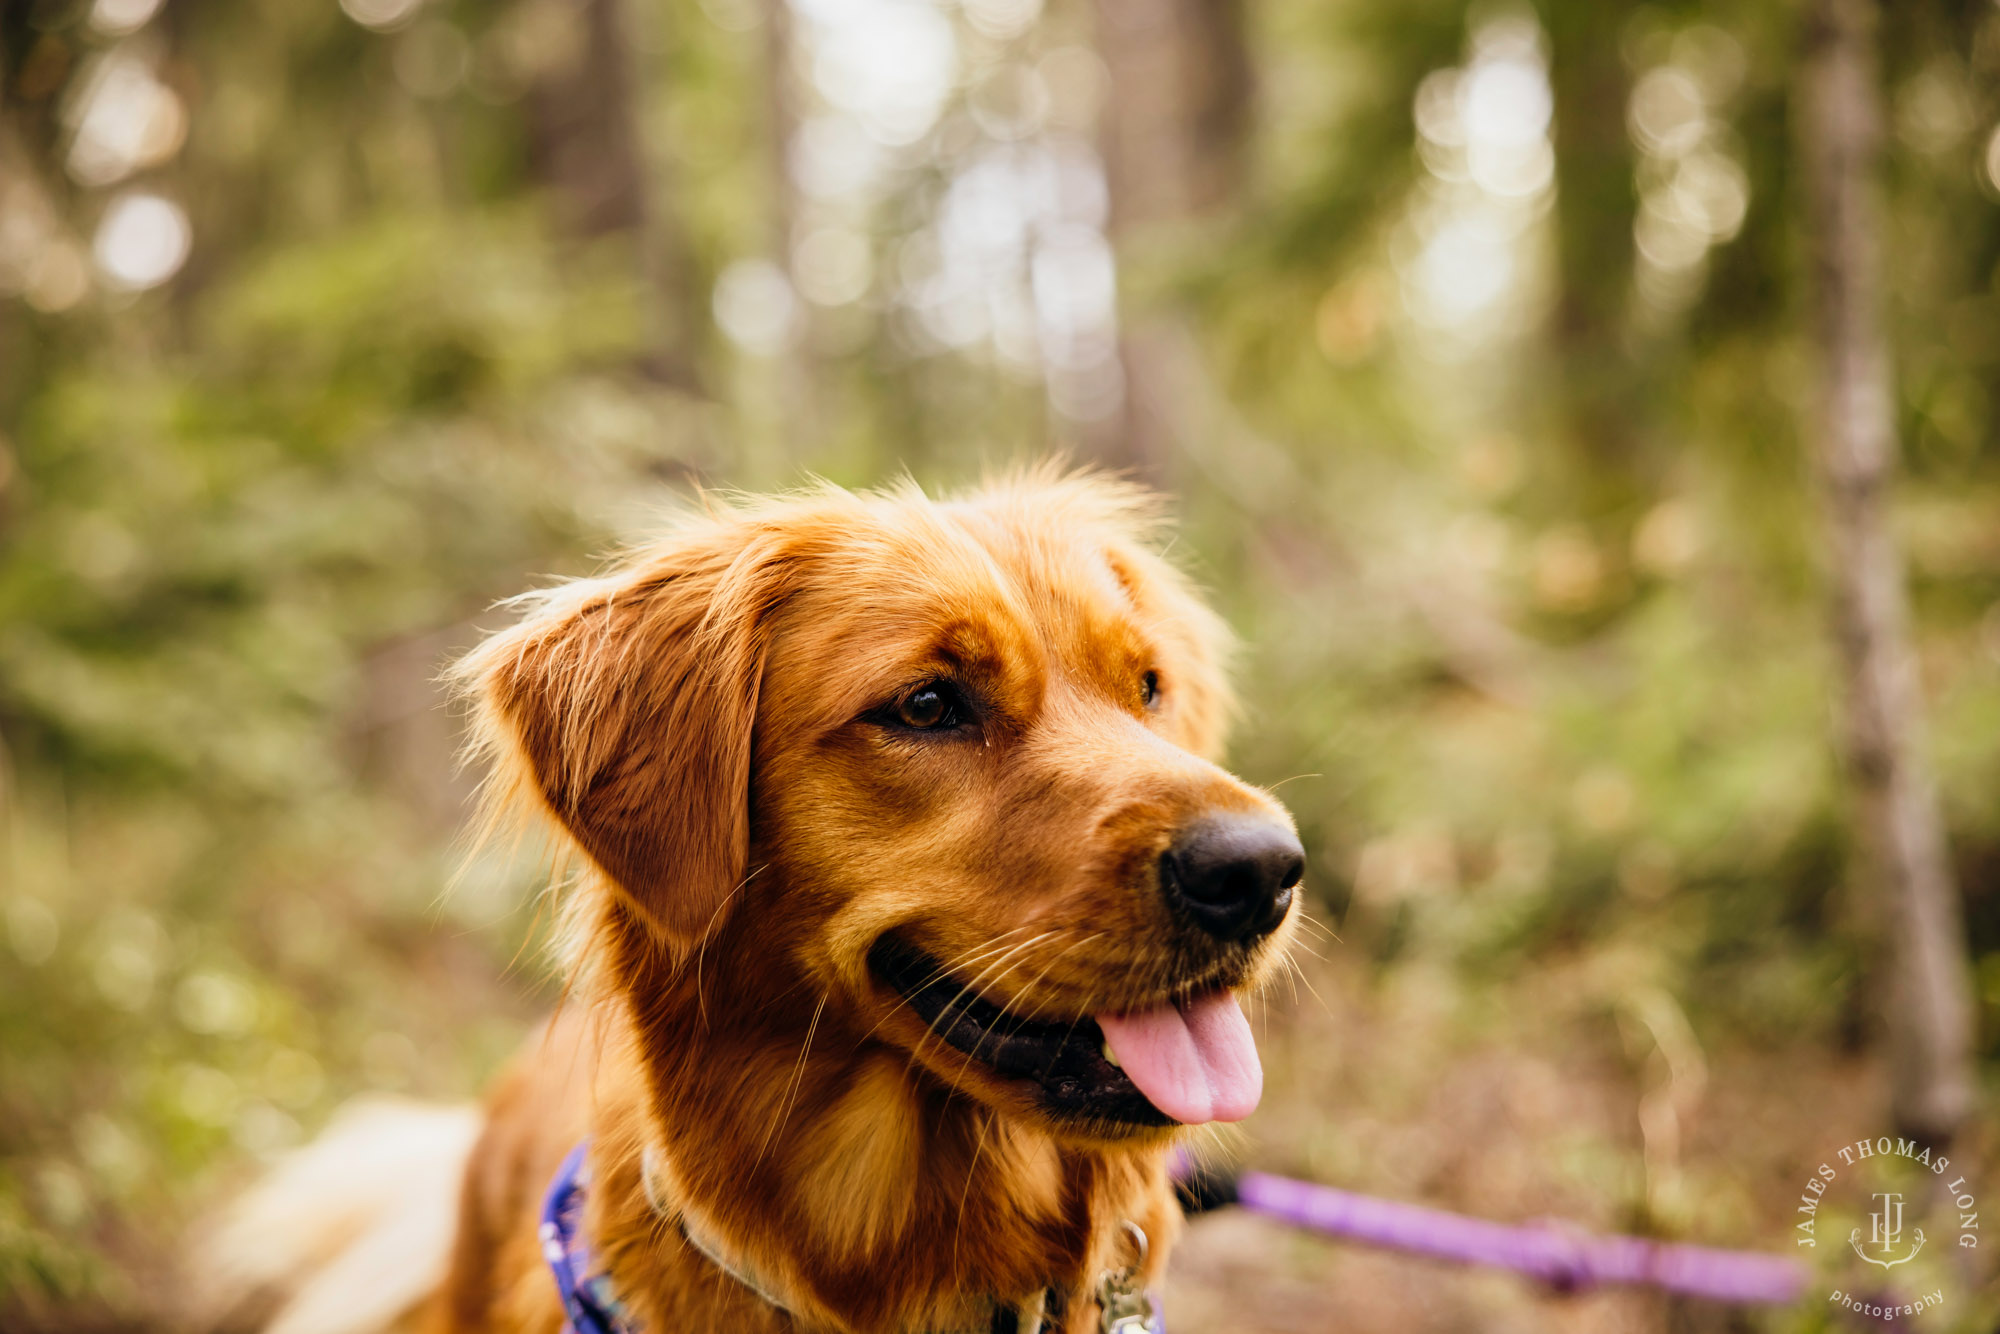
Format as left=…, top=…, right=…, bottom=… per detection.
left=459, top=526, right=791, bottom=946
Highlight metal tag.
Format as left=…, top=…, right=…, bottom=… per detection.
left=1096, top=1221, right=1159, bottom=1334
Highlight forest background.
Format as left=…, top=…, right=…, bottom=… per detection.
left=3, top=0, right=1999, bottom=1328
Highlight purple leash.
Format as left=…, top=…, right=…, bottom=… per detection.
left=1183, top=1165, right=1808, bottom=1306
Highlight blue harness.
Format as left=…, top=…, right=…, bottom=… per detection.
left=539, top=1142, right=642, bottom=1334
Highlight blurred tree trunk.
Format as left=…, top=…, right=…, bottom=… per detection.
left=762, top=0, right=817, bottom=467
left=526, top=0, right=703, bottom=391
left=1544, top=3, right=1639, bottom=469
left=1798, top=0, right=1976, bottom=1145
left=1095, top=0, right=1250, bottom=227
left=1091, top=0, right=1252, bottom=481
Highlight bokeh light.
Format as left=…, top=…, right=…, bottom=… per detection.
left=88, top=0, right=164, bottom=37
left=27, top=239, right=94, bottom=311
left=803, top=0, right=958, bottom=146
left=1626, top=23, right=1750, bottom=322
left=1401, top=14, right=1555, bottom=341
left=340, top=0, right=425, bottom=34
left=393, top=20, right=472, bottom=99
left=791, top=115, right=887, bottom=201
left=714, top=258, right=800, bottom=354
left=792, top=227, right=874, bottom=306
left=64, top=51, right=188, bottom=187
left=963, top=0, right=1044, bottom=42
left=92, top=192, right=191, bottom=290
left=1895, top=62, right=1974, bottom=156
left=1629, top=67, right=1707, bottom=158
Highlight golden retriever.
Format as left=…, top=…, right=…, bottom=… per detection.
left=204, top=468, right=1303, bottom=1334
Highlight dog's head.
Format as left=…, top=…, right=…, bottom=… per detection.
left=461, top=471, right=1302, bottom=1143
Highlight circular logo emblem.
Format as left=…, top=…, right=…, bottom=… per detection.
left=1796, top=1135, right=1980, bottom=1321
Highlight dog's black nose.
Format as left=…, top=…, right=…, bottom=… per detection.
left=1159, top=814, right=1305, bottom=943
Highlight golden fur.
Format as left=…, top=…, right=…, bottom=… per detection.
left=211, top=468, right=1302, bottom=1334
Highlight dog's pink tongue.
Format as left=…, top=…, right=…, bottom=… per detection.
left=1096, top=991, right=1262, bottom=1125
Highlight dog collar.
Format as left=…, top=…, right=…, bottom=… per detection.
left=640, top=1143, right=1056, bottom=1334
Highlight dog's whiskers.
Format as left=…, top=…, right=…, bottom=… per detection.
left=755, top=989, right=828, bottom=1167
left=952, top=1109, right=996, bottom=1281
left=1006, top=933, right=1105, bottom=1027
left=852, top=928, right=1035, bottom=1049
left=693, top=864, right=768, bottom=1033
left=1279, top=948, right=1330, bottom=1017
left=945, top=932, right=1103, bottom=1088
left=1292, top=907, right=1340, bottom=944
left=903, top=936, right=1072, bottom=1099
left=920, top=931, right=1059, bottom=1040
left=899, top=931, right=1060, bottom=1078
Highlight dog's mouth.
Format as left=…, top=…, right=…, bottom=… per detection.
left=866, top=935, right=1263, bottom=1128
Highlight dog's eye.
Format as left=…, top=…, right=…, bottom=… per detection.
left=1141, top=670, right=1160, bottom=708
left=895, top=682, right=965, bottom=730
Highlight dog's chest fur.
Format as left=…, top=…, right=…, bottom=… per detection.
left=433, top=977, right=1175, bottom=1334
